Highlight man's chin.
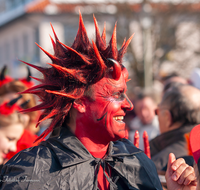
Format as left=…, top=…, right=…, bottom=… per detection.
left=114, top=132, right=126, bottom=141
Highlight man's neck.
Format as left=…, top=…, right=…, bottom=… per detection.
left=168, top=122, right=183, bottom=131
left=77, top=136, right=109, bottom=154
left=67, top=123, right=109, bottom=154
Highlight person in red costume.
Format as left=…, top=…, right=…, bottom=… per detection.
left=0, top=96, right=29, bottom=167
left=0, top=66, right=40, bottom=162
left=0, top=13, right=166, bottom=190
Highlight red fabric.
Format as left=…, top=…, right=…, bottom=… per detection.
left=0, top=76, right=13, bottom=87
left=190, top=124, right=200, bottom=163
left=90, top=151, right=109, bottom=190
left=6, top=129, right=39, bottom=159
left=19, top=79, right=35, bottom=88
left=0, top=102, right=22, bottom=115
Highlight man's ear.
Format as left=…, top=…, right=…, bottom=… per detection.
left=73, top=98, right=86, bottom=113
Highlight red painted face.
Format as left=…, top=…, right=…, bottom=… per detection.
left=75, top=68, right=133, bottom=146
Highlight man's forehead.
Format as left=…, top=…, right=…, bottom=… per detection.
left=95, top=74, right=127, bottom=90
left=122, top=67, right=129, bottom=81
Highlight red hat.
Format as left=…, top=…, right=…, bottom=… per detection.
left=189, top=124, right=200, bottom=163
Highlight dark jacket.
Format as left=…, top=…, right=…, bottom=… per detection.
left=150, top=124, right=194, bottom=171
left=0, top=126, right=162, bottom=190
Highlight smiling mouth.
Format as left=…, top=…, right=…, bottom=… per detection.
left=113, top=116, right=124, bottom=123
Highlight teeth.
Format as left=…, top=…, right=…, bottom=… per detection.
left=113, top=116, right=124, bottom=121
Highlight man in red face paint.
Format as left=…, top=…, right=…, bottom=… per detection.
left=73, top=65, right=133, bottom=151
left=0, top=14, right=163, bottom=190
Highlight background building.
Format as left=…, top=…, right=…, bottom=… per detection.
left=1, top=0, right=200, bottom=93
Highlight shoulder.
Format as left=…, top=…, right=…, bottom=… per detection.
left=0, top=142, right=59, bottom=189
left=111, top=139, right=163, bottom=189
left=112, top=138, right=157, bottom=170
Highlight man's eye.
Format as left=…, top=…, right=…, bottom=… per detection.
left=113, top=92, right=123, bottom=99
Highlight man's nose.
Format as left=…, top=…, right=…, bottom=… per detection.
left=122, top=94, right=134, bottom=111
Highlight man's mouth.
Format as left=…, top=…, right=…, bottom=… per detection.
left=113, top=116, right=124, bottom=123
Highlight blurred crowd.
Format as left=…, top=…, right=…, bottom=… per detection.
left=124, top=71, right=200, bottom=188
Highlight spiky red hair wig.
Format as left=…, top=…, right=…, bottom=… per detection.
left=22, top=13, right=133, bottom=141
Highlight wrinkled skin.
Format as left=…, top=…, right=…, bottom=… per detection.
left=74, top=68, right=133, bottom=152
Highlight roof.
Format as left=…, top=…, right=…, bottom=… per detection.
left=25, top=0, right=200, bottom=14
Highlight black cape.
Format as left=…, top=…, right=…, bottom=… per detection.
left=0, top=126, right=162, bottom=190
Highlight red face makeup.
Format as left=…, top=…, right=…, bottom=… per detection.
left=75, top=67, right=133, bottom=149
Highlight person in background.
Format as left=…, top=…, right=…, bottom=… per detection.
left=0, top=68, right=39, bottom=135
left=0, top=70, right=39, bottom=160
left=160, top=72, right=188, bottom=86
left=165, top=153, right=197, bottom=190
left=150, top=84, right=200, bottom=171
left=129, top=89, right=160, bottom=150
left=165, top=123, right=200, bottom=190
left=0, top=97, right=28, bottom=169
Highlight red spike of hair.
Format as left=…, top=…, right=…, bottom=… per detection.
left=58, top=41, right=92, bottom=65
left=35, top=43, right=60, bottom=63
left=50, top=23, right=67, bottom=57
left=34, top=118, right=58, bottom=142
left=47, top=63, right=87, bottom=83
left=118, top=33, right=134, bottom=63
left=54, top=40, right=67, bottom=58
left=92, top=40, right=106, bottom=79
left=38, top=109, right=58, bottom=124
left=110, top=23, right=118, bottom=60
left=93, top=15, right=106, bottom=51
left=30, top=76, right=43, bottom=83
left=21, top=101, right=55, bottom=113
left=121, top=38, right=126, bottom=47
left=72, top=11, right=91, bottom=51
left=20, top=60, right=45, bottom=73
left=45, top=90, right=83, bottom=99
left=50, top=35, right=56, bottom=52
left=101, top=22, right=106, bottom=43
left=50, top=22, right=58, bottom=41
left=21, top=84, right=51, bottom=94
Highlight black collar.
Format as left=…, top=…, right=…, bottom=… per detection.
left=42, top=125, right=142, bottom=167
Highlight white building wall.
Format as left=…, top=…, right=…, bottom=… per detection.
left=39, top=22, right=64, bottom=63
left=0, top=19, right=37, bottom=78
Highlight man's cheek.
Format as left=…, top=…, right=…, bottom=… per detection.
left=109, top=101, right=121, bottom=110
